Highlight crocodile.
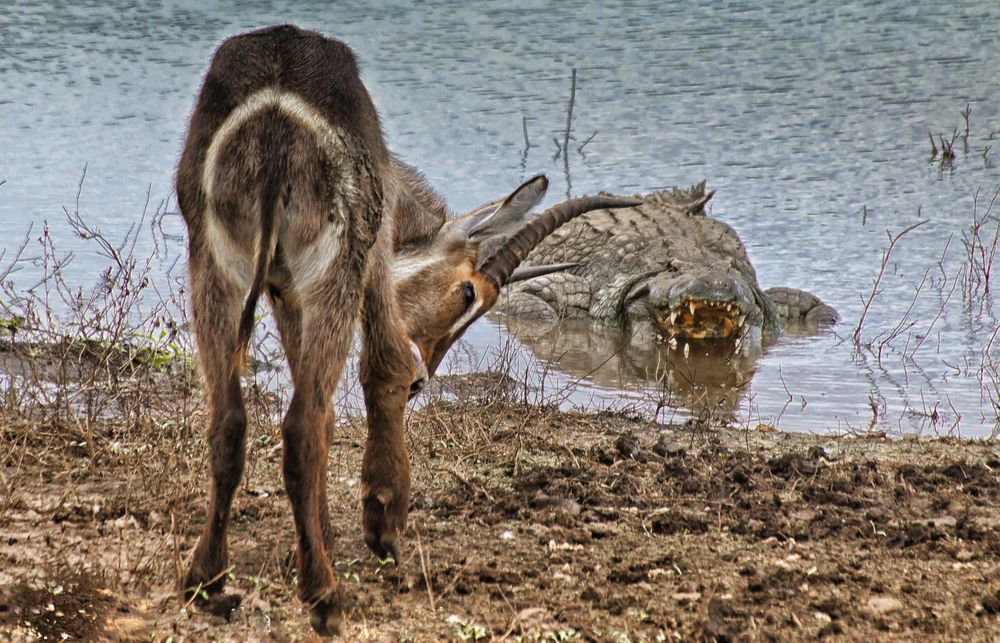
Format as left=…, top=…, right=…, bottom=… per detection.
left=498, top=182, right=838, bottom=350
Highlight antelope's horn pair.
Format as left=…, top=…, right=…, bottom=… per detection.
left=480, top=195, right=644, bottom=288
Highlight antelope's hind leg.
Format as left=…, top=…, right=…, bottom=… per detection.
left=181, top=249, right=248, bottom=614
left=276, top=274, right=358, bottom=635
left=267, top=283, right=338, bottom=557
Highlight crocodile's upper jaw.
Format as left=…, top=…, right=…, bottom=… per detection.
left=643, top=273, right=762, bottom=343
left=654, top=298, right=749, bottom=340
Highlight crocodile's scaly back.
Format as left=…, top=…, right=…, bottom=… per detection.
left=525, top=183, right=736, bottom=270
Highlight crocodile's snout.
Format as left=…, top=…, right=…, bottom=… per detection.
left=646, top=273, right=759, bottom=341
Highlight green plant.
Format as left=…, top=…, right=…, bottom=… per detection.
left=448, top=616, right=489, bottom=641
left=0, top=316, right=24, bottom=335
left=126, top=329, right=189, bottom=370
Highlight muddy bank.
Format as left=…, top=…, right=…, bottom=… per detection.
left=2, top=376, right=1000, bottom=641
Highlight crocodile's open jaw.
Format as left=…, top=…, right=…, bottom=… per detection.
left=655, top=298, right=748, bottom=340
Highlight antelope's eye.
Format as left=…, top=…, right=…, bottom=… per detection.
left=460, top=281, right=476, bottom=309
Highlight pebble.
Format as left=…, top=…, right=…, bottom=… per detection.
left=672, top=592, right=701, bottom=604
left=865, top=596, right=903, bottom=614
left=814, top=611, right=832, bottom=626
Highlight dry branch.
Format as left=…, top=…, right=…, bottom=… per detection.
left=853, top=219, right=929, bottom=344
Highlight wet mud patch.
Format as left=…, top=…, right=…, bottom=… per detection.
left=3, top=390, right=1000, bottom=640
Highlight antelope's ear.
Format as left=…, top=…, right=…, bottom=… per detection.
left=463, top=175, right=549, bottom=242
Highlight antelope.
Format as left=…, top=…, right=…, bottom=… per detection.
left=176, top=24, right=639, bottom=634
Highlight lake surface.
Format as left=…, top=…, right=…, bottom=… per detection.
left=3, top=0, right=1000, bottom=436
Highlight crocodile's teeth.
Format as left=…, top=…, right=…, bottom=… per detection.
left=670, top=310, right=678, bottom=324
left=688, top=301, right=697, bottom=315
left=668, top=337, right=678, bottom=349
left=737, top=314, right=746, bottom=327
left=683, top=342, right=690, bottom=359
left=726, top=303, right=733, bottom=312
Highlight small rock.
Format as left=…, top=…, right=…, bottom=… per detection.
left=672, top=592, right=701, bottom=604
left=559, top=498, right=582, bottom=516
left=615, top=431, right=642, bottom=460
left=931, top=515, right=957, bottom=528
left=814, top=611, right=832, bottom=627
left=652, top=433, right=685, bottom=458
left=865, top=596, right=903, bottom=615
left=954, top=548, right=975, bottom=562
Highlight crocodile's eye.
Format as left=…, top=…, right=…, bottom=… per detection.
left=460, top=281, right=476, bottom=309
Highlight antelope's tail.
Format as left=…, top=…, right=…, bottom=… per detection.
left=229, top=151, right=282, bottom=377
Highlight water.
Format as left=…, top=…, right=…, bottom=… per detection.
left=3, top=0, right=1000, bottom=436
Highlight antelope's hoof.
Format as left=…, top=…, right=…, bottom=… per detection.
left=182, top=573, right=242, bottom=619
left=308, top=588, right=345, bottom=636
left=363, top=527, right=401, bottom=564
left=181, top=562, right=228, bottom=602
left=361, top=492, right=405, bottom=563
left=196, top=592, right=243, bottom=618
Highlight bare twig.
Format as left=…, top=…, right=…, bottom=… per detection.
left=940, top=128, right=958, bottom=166
left=415, top=528, right=437, bottom=611
left=873, top=266, right=928, bottom=365
left=853, top=219, right=929, bottom=343
left=0, top=226, right=32, bottom=285
left=911, top=247, right=961, bottom=358
left=962, top=103, right=972, bottom=151
left=961, top=184, right=1000, bottom=298
left=437, top=465, right=495, bottom=503
left=562, top=67, right=577, bottom=158
left=519, top=115, right=534, bottom=170
left=577, top=130, right=598, bottom=154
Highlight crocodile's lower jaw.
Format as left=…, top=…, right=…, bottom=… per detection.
left=655, top=299, right=748, bottom=340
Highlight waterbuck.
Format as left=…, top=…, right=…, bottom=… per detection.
left=177, top=24, right=639, bottom=634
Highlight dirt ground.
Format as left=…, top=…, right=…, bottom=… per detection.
left=2, top=359, right=1000, bottom=642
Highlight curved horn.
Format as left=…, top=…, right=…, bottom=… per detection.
left=479, top=195, right=643, bottom=287
left=507, top=262, right=580, bottom=284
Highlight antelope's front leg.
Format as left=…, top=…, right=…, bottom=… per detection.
left=359, top=367, right=411, bottom=561
left=359, top=261, right=413, bottom=562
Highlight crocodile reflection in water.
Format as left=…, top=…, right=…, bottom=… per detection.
left=499, top=317, right=761, bottom=418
